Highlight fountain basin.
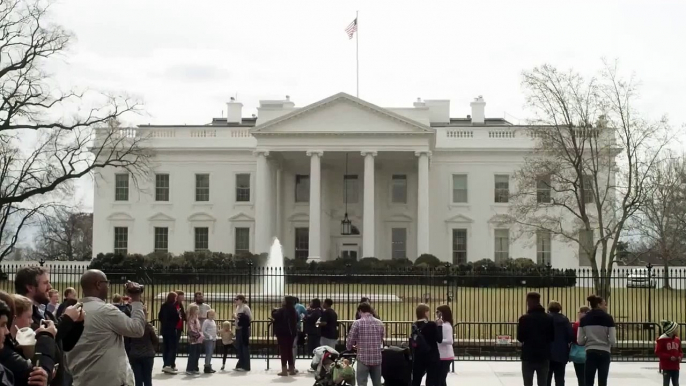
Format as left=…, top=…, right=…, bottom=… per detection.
left=154, top=293, right=403, bottom=303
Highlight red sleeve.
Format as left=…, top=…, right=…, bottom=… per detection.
left=572, top=322, right=579, bottom=344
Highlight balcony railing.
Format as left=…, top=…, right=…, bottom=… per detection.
left=93, top=127, right=257, bottom=149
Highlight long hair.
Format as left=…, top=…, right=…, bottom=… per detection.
left=165, top=292, right=177, bottom=304
left=187, top=304, right=199, bottom=318
left=587, top=295, right=604, bottom=309
left=436, top=305, right=454, bottom=325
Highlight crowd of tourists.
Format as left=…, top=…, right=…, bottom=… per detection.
left=0, top=266, right=682, bottom=386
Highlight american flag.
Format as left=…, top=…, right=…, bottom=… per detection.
left=345, top=18, right=357, bottom=39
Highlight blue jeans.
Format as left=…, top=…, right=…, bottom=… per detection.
left=235, top=328, right=251, bottom=371
left=186, top=343, right=202, bottom=372
left=357, top=361, right=382, bottom=386
left=204, top=340, right=216, bottom=366
left=130, top=356, right=154, bottom=386
left=162, top=331, right=177, bottom=367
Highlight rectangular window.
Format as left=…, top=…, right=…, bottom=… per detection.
left=295, top=227, right=309, bottom=259
left=114, top=227, right=128, bottom=256
left=452, top=229, right=467, bottom=265
left=537, top=175, right=551, bottom=204
left=343, top=175, right=359, bottom=204
left=235, top=173, right=251, bottom=202
left=579, top=229, right=594, bottom=266
left=195, top=174, right=210, bottom=202
left=452, top=175, right=468, bottom=203
left=582, top=175, right=594, bottom=204
left=391, top=175, right=407, bottom=204
left=295, top=175, right=310, bottom=203
left=154, top=227, right=168, bottom=253
left=235, top=227, right=250, bottom=255
left=494, top=229, right=509, bottom=263
left=155, top=174, right=170, bottom=202
left=494, top=174, right=510, bottom=203
left=536, top=230, right=552, bottom=265
left=391, top=228, right=407, bottom=259
left=115, top=174, right=129, bottom=201
left=194, top=227, right=209, bottom=252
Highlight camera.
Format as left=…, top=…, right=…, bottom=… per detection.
left=125, top=280, right=144, bottom=294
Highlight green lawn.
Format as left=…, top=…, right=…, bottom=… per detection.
left=3, top=279, right=682, bottom=330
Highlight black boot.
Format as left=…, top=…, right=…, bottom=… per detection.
left=204, top=365, right=216, bottom=374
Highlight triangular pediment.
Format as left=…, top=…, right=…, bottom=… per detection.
left=488, top=214, right=511, bottom=225
left=148, top=212, right=175, bottom=222
left=107, top=212, right=134, bottom=221
left=187, top=212, right=216, bottom=222
left=252, top=93, right=432, bottom=135
left=445, top=214, right=474, bottom=223
left=229, top=212, right=255, bottom=222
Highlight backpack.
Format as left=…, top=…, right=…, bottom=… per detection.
left=410, top=323, right=430, bottom=355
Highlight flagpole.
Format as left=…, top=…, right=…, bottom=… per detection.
left=356, top=10, right=359, bottom=98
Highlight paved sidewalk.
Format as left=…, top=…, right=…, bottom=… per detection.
left=151, top=357, right=666, bottom=385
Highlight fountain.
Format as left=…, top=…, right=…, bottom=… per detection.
left=262, top=237, right=285, bottom=298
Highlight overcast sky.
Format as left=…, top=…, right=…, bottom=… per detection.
left=43, top=0, right=686, bottom=212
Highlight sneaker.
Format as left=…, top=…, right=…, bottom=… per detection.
left=185, top=371, right=194, bottom=375
left=162, top=366, right=175, bottom=374
left=234, top=368, right=245, bottom=372
left=221, top=365, right=225, bottom=371
left=307, top=368, right=315, bottom=373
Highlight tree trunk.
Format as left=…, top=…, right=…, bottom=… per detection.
left=662, top=263, right=672, bottom=289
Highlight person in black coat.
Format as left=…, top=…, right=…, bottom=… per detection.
left=547, top=301, right=574, bottom=386
left=304, top=299, right=323, bottom=355
left=518, top=292, right=555, bottom=386
left=0, top=294, right=55, bottom=386
left=272, top=296, right=299, bottom=376
left=158, top=291, right=181, bottom=373
left=411, top=304, right=442, bottom=386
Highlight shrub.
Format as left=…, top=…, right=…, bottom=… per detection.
left=415, top=254, right=441, bottom=267
left=90, top=251, right=576, bottom=288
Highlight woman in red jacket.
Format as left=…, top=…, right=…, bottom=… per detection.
left=655, top=320, right=682, bottom=386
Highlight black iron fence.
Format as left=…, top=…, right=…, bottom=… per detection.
left=1, top=262, right=684, bottom=362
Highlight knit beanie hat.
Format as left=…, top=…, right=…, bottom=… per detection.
left=661, top=320, right=678, bottom=336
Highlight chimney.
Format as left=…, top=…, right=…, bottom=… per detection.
left=470, top=96, right=486, bottom=124
left=413, top=97, right=426, bottom=108
left=226, top=97, right=243, bottom=124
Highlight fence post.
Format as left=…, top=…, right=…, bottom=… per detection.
left=646, top=263, right=653, bottom=323
left=39, top=258, right=45, bottom=267
left=444, top=262, right=452, bottom=306
left=546, top=262, right=552, bottom=301
left=345, top=263, right=352, bottom=319
left=247, top=261, right=253, bottom=303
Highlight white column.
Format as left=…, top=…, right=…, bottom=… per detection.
left=416, top=151, right=431, bottom=256
left=254, top=150, right=270, bottom=254
left=307, top=151, right=323, bottom=260
left=275, top=167, right=282, bottom=241
left=362, top=151, right=377, bottom=258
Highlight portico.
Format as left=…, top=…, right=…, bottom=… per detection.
left=251, top=93, right=433, bottom=260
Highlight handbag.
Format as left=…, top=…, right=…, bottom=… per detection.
left=569, top=344, right=586, bottom=363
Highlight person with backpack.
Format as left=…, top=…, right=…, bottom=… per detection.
left=411, top=304, right=442, bottom=386
left=577, top=295, right=616, bottom=386
left=571, top=306, right=590, bottom=386
left=517, top=292, right=555, bottom=386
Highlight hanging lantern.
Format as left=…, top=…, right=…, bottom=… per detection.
left=341, top=212, right=352, bottom=235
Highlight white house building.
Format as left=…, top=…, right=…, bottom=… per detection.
left=92, top=92, right=588, bottom=268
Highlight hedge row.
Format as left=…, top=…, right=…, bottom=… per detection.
left=89, top=252, right=577, bottom=288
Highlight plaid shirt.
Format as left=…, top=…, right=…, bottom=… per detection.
left=346, top=313, right=385, bottom=366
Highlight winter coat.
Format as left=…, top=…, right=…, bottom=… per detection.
left=549, top=312, right=574, bottom=363
left=655, top=334, right=682, bottom=371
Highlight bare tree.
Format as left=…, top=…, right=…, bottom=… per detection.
left=632, top=155, right=686, bottom=288
left=508, top=62, right=672, bottom=299
left=0, top=0, right=151, bottom=261
left=35, top=206, right=92, bottom=261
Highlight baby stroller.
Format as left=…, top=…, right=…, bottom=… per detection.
left=311, top=346, right=357, bottom=386
left=382, top=346, right=411, bottom=386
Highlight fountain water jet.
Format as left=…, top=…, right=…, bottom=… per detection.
left=263, top=237, right=285, bottom=297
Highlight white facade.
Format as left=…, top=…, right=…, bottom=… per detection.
left=92, top=93, right=585, bottom=268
